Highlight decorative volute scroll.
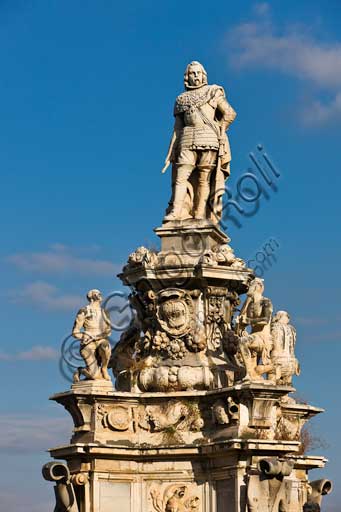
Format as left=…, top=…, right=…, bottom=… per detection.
left=42, top=462, right=80, bottom=512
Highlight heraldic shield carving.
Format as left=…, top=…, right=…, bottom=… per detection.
left=155, top=289, right=194, bottom=337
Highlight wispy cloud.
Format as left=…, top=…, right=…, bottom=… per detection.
left=0, top=414, right=71, bottom=454
left=18, top=345, right=59, bottom=360
left=295, top=316, right=329, bottom=327
left=9, top=281, right=82, bottom=311
left=253, top=2, right=270, bottom=16
left=0, top=489, right=52, bottom=512
left=7, top=244, right=120, bottom=276
left=0, top=352, right=11, bottom=361
left=302, top=330, right=341, bottom=343
left=227, top=3, right=341, bottom=125
left=0, top=345, right=58, bottom=361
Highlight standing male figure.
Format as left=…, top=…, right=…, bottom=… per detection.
left=162, top=61, right=236, bottom=222
left=72, top=289, right=112, bottom=382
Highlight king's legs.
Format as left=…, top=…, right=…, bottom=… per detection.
left=163, top=150, right=217, bottom=221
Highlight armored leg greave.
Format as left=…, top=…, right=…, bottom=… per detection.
left=194, top=167, right=213, bottom=219
left=164, top=164, right=194, bottom=220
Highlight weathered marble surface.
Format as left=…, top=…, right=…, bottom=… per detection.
left=42, top=62, right=332, bottom=512
left=47, top=382, right=329, bottom=512
left=162, top=61, right=236, bottom=223
left=71, top=289, right=112, bottom=383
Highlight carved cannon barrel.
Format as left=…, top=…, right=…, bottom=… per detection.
left=42, top=462, right=79, bottom=512
left=42, top=461, right=70, bottom=483
left=259, top=458, right=282, bottom=476
left=259, top=458, right=294, bottom=477
left=227, top=397, right=239, bottom=420
left=308, top=479, right=333, bottom=504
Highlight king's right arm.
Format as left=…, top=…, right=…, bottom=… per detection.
left=161, top=115, right=183, bottom=173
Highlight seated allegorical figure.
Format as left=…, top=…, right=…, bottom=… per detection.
left=235, top=278, right=274, bottom=382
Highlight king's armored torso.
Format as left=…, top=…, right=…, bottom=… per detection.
left=174, top=84, right=227, bottom=150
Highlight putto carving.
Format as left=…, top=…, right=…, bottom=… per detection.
left=150, top=484, right=200, bottom=512
left=201, top=244, right=245, bottom=268
left=125, top=246, right=158, bottom=270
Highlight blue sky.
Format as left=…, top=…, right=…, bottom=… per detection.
left=0, top=1, right=340, bottom=510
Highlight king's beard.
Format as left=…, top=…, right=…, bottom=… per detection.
left=185, top=80, right=207, bottom=90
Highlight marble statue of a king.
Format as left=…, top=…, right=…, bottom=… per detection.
left=162, top=60, right=236, bottom=222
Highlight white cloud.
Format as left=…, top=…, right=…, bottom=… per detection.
left=253, top=2, right=270, bottom=16
left=7, top=244, right=119, bottom=276
left=10, top=281, right=82, bottom=311
left=0, top=345, right=59, bottom=361
left=17, top=345, right=59, bottom=360
left=0, top=414, right=71, bottom=453
left=0, top=352, right=11, bottom=361
left=301, top=92, right=341, bottom=125
left=227, top=8, right=341, bottom=125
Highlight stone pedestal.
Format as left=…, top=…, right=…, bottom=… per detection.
left=48, top=382, right=326, bottom=512
left=44, top=222, right=332, bottom=511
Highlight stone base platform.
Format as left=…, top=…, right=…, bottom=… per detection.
left=49, top=384, right=325, bottom=512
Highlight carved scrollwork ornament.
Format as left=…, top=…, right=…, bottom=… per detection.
left=70, top=473, right=89, bottom=486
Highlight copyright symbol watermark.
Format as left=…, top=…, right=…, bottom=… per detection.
left=103, top=291, right=133, bottom=332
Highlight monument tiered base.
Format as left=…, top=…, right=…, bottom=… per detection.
left=48, top=382, right=327, bottom=512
